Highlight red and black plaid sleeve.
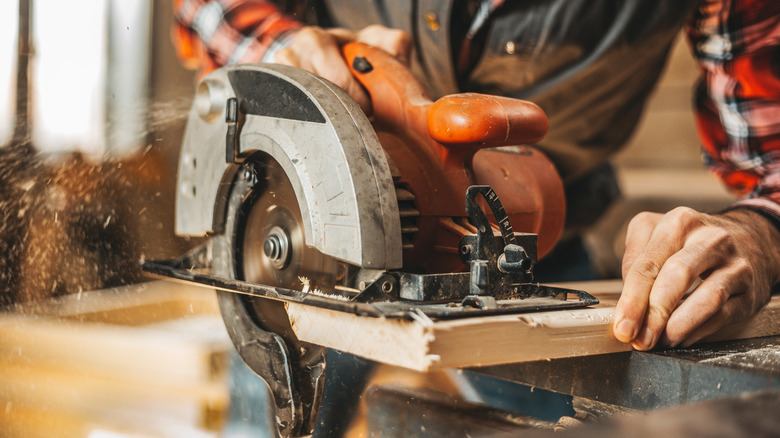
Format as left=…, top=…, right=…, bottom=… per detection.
left=173, top=0, right=303, bottom=77
left=687, top=0, right=780, bottom=222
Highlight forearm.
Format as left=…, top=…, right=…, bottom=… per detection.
left=687, top=0, right=780, bottom=289
left=721, top=207, right=780, bottom=290
left=686, top=0, right=780, bottom=214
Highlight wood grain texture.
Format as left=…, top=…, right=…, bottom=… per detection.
left=286, top=280, right=780, bottom=372
left=23, top=279, right=221, bottom=325
left=1, top=281, right=230, bottom=435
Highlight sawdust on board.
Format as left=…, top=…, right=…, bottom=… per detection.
left=299, top=276, right=350, bottom=301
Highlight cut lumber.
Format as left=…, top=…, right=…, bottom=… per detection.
left=0, top=314, right=230, bottom=386
left=285, top=280, right=780, bottom=372
left=0, top=402, right=220, bottom=438
left=1, top=281, right=231, bottom=435
left=0, top=362, right=229, bottom=431
left=22, top=280, right=221, bottom=325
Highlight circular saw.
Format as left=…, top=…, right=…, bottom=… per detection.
left=143, top=43, right=598, bottom=437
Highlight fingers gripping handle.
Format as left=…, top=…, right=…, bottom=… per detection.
left=342, top=42, right=431, bottom=135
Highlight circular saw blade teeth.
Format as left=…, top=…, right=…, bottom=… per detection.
left=240, top=156, right=338, bottom=293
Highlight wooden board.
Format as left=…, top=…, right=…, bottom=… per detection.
left=1, top=281, right=231, bottom=437
left=285, top=280, right=780, bottom=372
left=23, top=279, right=222, bottom=325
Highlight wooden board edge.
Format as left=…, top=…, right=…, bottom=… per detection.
left=285, top=302, right=439, bottom=372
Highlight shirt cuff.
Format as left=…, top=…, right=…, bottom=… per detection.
left=725, top=197, right=780, bottom=232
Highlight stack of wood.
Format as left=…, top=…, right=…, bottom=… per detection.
left=0, top=281, right=231, bottom=438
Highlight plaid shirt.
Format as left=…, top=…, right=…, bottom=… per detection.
left=688, top=0, right=780, bottom=222
left=173, top=0, right=780, bottom=224
left=173, top=0, right=302, bottom=74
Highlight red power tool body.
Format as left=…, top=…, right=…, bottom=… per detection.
left=342, top=42, right=565, bottom=274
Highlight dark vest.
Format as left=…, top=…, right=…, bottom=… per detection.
left=300, top=0, right=698, bottom=231
left=314, top=0, right=696, bottom=183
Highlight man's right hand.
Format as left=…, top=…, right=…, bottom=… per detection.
left=273, top=25, right=412, bottom=113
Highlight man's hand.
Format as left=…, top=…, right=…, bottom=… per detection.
left=273, top=25, right=412, bottom=113
left=613, top=207, right=780, bottom=350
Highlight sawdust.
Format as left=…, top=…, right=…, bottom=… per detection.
left=0, top=143, right=143, bottom=306
left=300, top=276, right=351, bottom=301
left=0, top=98, right=194, bottom=308
left=104, top=97, right=191, bottom=148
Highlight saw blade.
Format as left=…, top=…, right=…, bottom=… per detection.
left=213, top=154, right=333, bottom=436
left=239, top=156, right=338, bottom=293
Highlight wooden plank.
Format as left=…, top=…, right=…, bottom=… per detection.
left=286, top=280, right=780, bottom=372
left=0, top=403, right=98, bottom=438
left=0, top=402, right=220, bottom=438
left=22, top=280, right=221, bottom=326
left=1, top=282, right=232, bottom=435
left=0, top=314, right=230, bottom=386
left=0, top=363, right=228, bottom=435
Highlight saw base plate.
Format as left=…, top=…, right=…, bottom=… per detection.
left=142, top=244, right=598, bottom=321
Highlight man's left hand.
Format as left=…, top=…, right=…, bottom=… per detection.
left=613, top=207, right=780, bottom=350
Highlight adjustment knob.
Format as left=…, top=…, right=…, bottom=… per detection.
left=498, top=244, right=533, bottom=274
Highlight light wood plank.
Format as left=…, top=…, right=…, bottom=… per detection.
left=1, top=282, right=232, bottom=435
left=23, top=280, right=221, bottom=326
left=0, top=363, right=229, bottom=430
left=0, top=314, right=230, bottom=386
left=0, top=402, right=220, bottom=438
left=286, top=280, right=780, bottom=372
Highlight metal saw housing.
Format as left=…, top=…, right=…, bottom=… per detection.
left=175, top=63, right=402, bottom=270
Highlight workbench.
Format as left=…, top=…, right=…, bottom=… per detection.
left=303, top=278, right=780, bottom=436
left=477, top=334, right=780, bottom=411
left=358, top=306, right=780, bottom=437
left=5, top=280, right=776, bottom=437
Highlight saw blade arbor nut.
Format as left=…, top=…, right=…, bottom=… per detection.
left=264, top=225, right=291, bottom=269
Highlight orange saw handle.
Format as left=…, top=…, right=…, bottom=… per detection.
left=342, top=42, right=564, bottom=264
left=342, top=42, right=548, bottom=149
left=427, top=93, right=548, bottom=146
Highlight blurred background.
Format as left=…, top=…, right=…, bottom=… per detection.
left=0, top=0, right=736, bottom=436
left=0, top=0, right=196, bottom=305
left=0, top=2, right=242, bottom=436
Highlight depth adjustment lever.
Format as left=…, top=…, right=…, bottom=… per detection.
left=459, top=186, right=536, bottom=308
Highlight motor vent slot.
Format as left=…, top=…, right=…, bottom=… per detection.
left=395, top=183, right=419, bottom=250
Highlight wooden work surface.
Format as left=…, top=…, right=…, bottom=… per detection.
left=285, top=280, right=780, bottom=372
